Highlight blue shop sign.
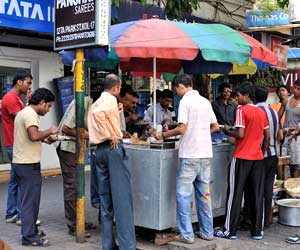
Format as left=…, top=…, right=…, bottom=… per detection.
left=246, top=10, right=289, bottom=27
left=0, top=0, right=54, bottom=33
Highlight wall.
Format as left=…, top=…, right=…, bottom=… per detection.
left=193, top=0, right=255, bottom=28
left=0, top=46, right=64, bottom=170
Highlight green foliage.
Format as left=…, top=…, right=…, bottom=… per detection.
left=165, top=0, right=200, bottom=19
left=254, top=68, right=284, bottom=88
left=277, top=0, right=289, bottom=9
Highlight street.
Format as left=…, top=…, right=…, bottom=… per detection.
left=0, top=173, right=300, bottom=250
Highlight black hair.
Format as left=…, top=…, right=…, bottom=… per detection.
left=295, top=78, right=300, bottom=87
left=255, top=85, right=268, bottom=103
left=102, top=74, right=121, bottom=90
left=218, top=83, right=231, bottom=93
left=12, top=72, right=33, bottom=87
left=276, top=85, right=289, bottom=96
left=230, top=90, right=237, bottom=98
left=151, top=89, right=162, bottom=99
left=161, top=89, right=173, bottom=99
left=120, top=84, right=133, bottom=98
left=172, top=74, right=193, bottom=88
left=234, top=82, right=255, bottom=101
left=29, top=88, right=55, bottom=105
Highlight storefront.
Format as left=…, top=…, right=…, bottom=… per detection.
left=0, top=0, right=64, bottom=170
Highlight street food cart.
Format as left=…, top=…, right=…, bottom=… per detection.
left=125, top=142, right=234, bottom=230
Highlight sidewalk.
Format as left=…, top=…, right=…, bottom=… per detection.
left=0, top=174, right=299, bottom=250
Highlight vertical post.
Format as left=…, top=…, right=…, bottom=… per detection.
left=153, top=57, right=157, bottom=127
left=75, top=48, right=86, bottom=243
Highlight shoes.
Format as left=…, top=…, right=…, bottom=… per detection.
left=199, top=232, right=214, bottom=241
left=286, top=235, right=300, bottom=244
left=91, top=203, right=100, bottom=209
left=214, top=230, right=238, bottom=240
left=5, top=214, right=18, bottom=223
left=68, top=230, right=91, bottom=238
left=175, top=235, right=194, bottom=244
left=16, top=219, right=41, bottom=226
left=252, top=235, right=263, bottom=240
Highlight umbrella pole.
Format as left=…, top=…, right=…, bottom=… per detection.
left=153, top=57, right=157, bottom=127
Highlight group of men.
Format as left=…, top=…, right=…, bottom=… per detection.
left=3, top=70, right=300, bottom=248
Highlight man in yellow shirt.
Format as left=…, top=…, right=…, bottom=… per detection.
left=13, top=88, right=58, bottom=247
left=88, top=74, right=136, bottom=250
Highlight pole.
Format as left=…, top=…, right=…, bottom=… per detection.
left=75, top=48, right=86, bottom=243
left=153, top=57, right=157, bottom=127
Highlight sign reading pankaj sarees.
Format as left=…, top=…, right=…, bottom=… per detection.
left=54, top=0, right=110, bottom=50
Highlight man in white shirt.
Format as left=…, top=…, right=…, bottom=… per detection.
left=156, top=74, right=219, bottom=244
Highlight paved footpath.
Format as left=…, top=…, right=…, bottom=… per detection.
left=0, top=173, right=299, bottom=250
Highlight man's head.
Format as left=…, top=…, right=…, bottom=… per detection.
left=276, top=85, right=289, bottom=101
left=255, top=86, right=268, bottom=103
left=230, top=90, right=238, bottom=106
left=151, top=89, right=162, bottom=104
left=293, top=79, right=300, bottom=98
left=12, top=72, right=32, bottom=95
left=119, top=86, right=138, bottom=112
left=218, top=83, right=232, bottom=101
left=102, top=74, right=122, bottom=97
left=234, top=82, right=255, bottom=105
left=173, top=74, right=193, bottom=97
left=160, top=89, right=173, bottom=109
left=28, top=88, right=55, bottom=116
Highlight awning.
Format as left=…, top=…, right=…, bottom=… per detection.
left=288, top=48, right=300, bottom=59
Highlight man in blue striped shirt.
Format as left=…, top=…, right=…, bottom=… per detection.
left=255, top=86, right=283, bottom=227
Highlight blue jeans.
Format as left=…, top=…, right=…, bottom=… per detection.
left=176, top=158, right=213, bottom=239
left=95, top=142, right=136, bottom=250
left=90, top=148, right=100, bottom=205
left=5, top=146, right=21, bottom=220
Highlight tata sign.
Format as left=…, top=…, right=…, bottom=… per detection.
left=54, top=0, right=110, bottom=50
left=246, top=10, right=289, bottom=27
left=0, top=0, right=54, bottom=33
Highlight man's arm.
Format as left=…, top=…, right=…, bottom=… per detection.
left=223, top=126, right=244, bottom=139
left=210, top=122, right=219, bottom=133
left=27, top=125, right=58, bottom=142
left=62, top=125, right=89, bottom=140
left=262, top=127, right=270, bottom=153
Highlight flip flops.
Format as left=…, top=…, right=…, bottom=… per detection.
left=22, top=238, right=50, bottom=247
left=286, top=235, right=300, bottom=244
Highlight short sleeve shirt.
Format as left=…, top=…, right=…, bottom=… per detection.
left=13, top=106, right=41, bottom=164
left=178, top=90, right=217, bottom=158
left=234, top=104, right=269, bottom=160
left=57, top=97, right=92, bottom=154
left=1, top=91, right=24, bottom=147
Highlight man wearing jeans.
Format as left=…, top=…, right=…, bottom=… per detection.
left=1, top=72, right=32, bottom=223
left=88, top=74, right=136, bottom=250
left=156, top=74, right=219, bottom=244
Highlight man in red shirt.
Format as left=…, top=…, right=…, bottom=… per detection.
left=2, top=72, right=32, bottom=223
left=215, top=82, right=270, bottom=240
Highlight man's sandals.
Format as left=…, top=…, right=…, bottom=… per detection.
left=22, top=238, right=50, bottom=247
left=286, top=235, right=300, bottom=244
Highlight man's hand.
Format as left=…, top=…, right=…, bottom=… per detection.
left=118, top=103, right=124, bottom=113
left=42, top=137, right=54, bottom=144
left=49, top=125, right=59, bottom=135
left=155, top=132, right=163, bottom=140
left=26, top=88, right=32, bottom=103
left=109, top=136, right=119, bottom=149
left=122, top=131, right=131, bottom=139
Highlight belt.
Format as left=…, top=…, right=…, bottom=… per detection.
left=96, top=139, right=123, bottom=147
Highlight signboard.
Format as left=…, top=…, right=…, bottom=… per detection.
left=271, top=35, right=288, bottom=69
left=246, top=9, right=289, bottom=27
left=0, top=0, right=54, bottom=33
left=289, top=0, right=300, bottom=23
left=54, top=0, right=110, bottom=51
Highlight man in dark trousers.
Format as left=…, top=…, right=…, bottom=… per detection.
left=13, top=88, right=58, bottom=246
left=88, top=74, right=136, bottom=250
left=215, top=82, right=270, bottom=240
left=2, top=72, right=32, bottom=223
left=255, top=86, right=282, bottom=228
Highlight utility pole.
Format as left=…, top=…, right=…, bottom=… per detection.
left=75, top=48, right=86, bottom=243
